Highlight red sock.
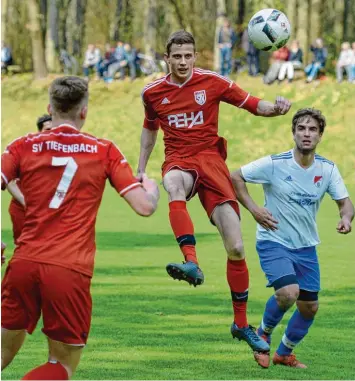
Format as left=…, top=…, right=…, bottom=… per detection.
left=169, top=201, right=198, bottom=264
left=227, top=258, right=249, bottom=328
left=22, top=362, right=69, bottom=380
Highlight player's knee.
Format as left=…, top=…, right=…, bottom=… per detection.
left=297, top=291, right=319, bottom=319
left=275, top=284, right=299, bottom=309
left=163, top=178, right=185, bottom=200
left=226, top=242, right=245, bottom=260
left=48, top=339, right=83, bottom=378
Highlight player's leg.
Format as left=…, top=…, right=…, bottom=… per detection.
left=197, top=154, right=269, bottom=354
left=1, top=260, right=41, bottom=371
left=1, top=328, right=26, bottom=370
left=21, top=264, right=91, bottom=380
left=273, top=247, right=320, bottom=368
left=163, top=168, right=204, bottom=286
left=21, top=338, right=83, bottom=380
left=211, top=203, right=269, bottom=356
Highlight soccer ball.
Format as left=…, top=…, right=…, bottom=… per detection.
left=248, top=9, right=291, bottom=51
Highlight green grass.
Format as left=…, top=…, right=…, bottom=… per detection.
left=1, top=74, right=355, bottom=380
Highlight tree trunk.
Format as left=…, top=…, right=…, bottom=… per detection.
left=143, top=0, right=157, bottom=56
left=110, top=0, right=123, bottom=42
left=45, top=0, right=59, bottom=72
left=334, top=0, right=344, bottom=50
left=214, top=0, right=226, bottom=71
left=287, top=0, right=297, bottom=39
left=1, top=0, right=8, bottom=43
left=309, top=0, right=321, bottom=43
left=27, top=0, right=48, bottom=79
left=296, top=0, right=309, bottom=64
left=73, top=0, right=87, bottom=56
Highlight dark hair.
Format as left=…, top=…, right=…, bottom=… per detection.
left=49, top=76, right=88, bottom=117
left=292, top=108, right=326, bottom=134
left=166, top=30, right=195, bottom=56
left=36, top=114, right=52, bottom=131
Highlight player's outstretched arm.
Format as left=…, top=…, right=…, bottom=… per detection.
left=123, top=174, right=160, bottom=217
left=6, top=180, right=25, bottom=207
left=256, top=96, right=292, bottom=117
left=231, top=169, right=278, bottom=231
left=137, top=128, right=158, bottom=181
left=335, top=197, right=354, bottom=234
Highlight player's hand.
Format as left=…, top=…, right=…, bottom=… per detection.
left=273, top=96, right=292, bottom=115
left=136, top=171, right=146, bottom=182
left=141, top=174, right=160, bottom=200
left=336, top=218, right=352, bottom=234
left=251, top=206, right=278, bottom=231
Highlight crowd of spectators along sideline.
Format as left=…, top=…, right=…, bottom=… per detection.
left=217, top=20, right=355, bottom=85
left=2, top=35, right=355, bottom=85
left=81, top=42, right=167, bottom=82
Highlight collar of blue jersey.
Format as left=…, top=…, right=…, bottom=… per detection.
left=291, top=148, right=316, bottom=171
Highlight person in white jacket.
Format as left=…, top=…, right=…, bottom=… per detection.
left=82, top=44, right=101, bottom=80
left=335, top=42, right=354, bottom=83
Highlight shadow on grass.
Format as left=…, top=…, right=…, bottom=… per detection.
left=1, top=230, right=219, bottom=252
left=95, top=231, right=219, bottom=250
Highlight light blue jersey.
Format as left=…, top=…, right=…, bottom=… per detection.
left=241, top=149, right=349, bottom=249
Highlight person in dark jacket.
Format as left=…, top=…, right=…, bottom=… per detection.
left=304, top=38, right=327, bottom=83
left=278, top=41, right=303, bottom=83
left=218, top=19, right=237, bottom=77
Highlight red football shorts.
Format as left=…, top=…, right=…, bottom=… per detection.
left=1, top=258, right=92, bottom=345
left=9, top=200, right=25, bottom=244
left=162, top=150, right=240, bottom=221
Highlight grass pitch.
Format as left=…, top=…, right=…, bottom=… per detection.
left=1, top=74, right=355, bottom=380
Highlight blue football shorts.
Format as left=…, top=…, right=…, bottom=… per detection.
left=256, top=240, right=320, bottom=292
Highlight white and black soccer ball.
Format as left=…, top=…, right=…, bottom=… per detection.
left=248, top=9, right=291, bottom=51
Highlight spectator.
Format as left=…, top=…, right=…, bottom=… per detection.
left=351, top=42, right=355, bottom=83
left=278, top=40, right=303, bottom=83
left=304, top=38, right=327, bottom=83
left=82, top=44, right=101, bottom=80
left=105, top=41, right=127, bottom=83
left=335, top=42, right=354, bottom=83
left=59, top=49, right=78, bottom=75
left=241, top=29, right=260, bottom=76
left=98, top=43, right=115, bottom=79
left=218, top=18, right=237, bottom=77
left=263, top=45, right=289, bottom=85
left=123, top=43, right=137, bottom=81
left=1, top=41, right=13, bottom=74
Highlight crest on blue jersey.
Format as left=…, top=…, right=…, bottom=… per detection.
left=194, top=90, right=206, bottom=105
left=314, top=175, right=323, bottom=188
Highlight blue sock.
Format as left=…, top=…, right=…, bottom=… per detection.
left=258, top=295, right=287, bottom=338
left=277, top=308, right=314, bottom=356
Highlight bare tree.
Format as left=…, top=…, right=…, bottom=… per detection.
left=46, top=0, right=60, bottom=72
left=287, top=0, right=297, bottom=39
left=27, top=0, right=48, bottom=78
left=1, top=0, right=8, bottom=43
left=144, top=0, right=157, bottom=56
left=296, top=0, right=309, bottom=63
left=214, top=0, right=226, bottom=71
left=309, top=0, right=322, bottom=43
left=73, top=0, right=87, bottom=56
left=110, top=0, right=123, bottom=42
left=334, top=0, right=344, bottom=49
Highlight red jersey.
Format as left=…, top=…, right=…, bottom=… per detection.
left=9, top=182, right=26, bottom=244
left=1, top=124, right=141, bottom=277
left=142, top=68, right=260, bottom=160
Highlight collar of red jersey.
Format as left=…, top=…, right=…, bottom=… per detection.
left=50, top=124, right=79, bottom=132
left=165, top=70, right=194, bottom=88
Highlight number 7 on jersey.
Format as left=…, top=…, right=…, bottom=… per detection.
left=49, top=157, right=78, bottom=209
